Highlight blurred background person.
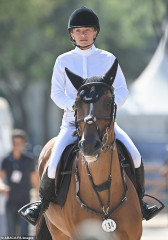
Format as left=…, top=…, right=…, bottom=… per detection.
left=0, top=129, right=39, bottom=236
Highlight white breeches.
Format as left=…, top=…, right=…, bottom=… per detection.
left=48, top=117, right=77, bottom=179
left=48, top=119, right=141, bottom=179
left=114, top=123, right=141, bottom=168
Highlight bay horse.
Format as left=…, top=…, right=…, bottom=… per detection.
left=36, top=59, right=142, bottom=240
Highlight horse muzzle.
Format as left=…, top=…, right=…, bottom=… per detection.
left=78, top=138, right=102, bottom=160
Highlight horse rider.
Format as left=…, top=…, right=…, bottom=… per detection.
left=19, top=6, right=160, bottom=225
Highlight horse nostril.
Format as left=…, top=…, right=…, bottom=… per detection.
left=95, top=140, right=102, bottom=149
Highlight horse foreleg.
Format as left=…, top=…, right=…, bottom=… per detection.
left=45, top=216, right=70, bottom=240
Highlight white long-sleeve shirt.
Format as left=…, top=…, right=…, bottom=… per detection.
left=51, top=45, right=128, bottom=118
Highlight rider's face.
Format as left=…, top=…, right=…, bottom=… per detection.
left=70, top=27, right=97, bottom=49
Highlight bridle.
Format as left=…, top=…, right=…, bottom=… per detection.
left=73, top=83, right=128, bottom=222
left=74, top=82, right=117, bottom=152
left=73, top=85, right=165, bottom=223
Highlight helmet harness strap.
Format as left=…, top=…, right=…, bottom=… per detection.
left=71, top=37, right=96, bottom=49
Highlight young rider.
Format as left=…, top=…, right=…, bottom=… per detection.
left=19, top=6, right=159, bottom=225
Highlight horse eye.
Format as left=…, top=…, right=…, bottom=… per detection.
left=75, top=100, right=82, bottom=109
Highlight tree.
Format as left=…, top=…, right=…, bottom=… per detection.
left=0, top=0, right=67, bottom=142
left=0, top=0, right=166, bottom=145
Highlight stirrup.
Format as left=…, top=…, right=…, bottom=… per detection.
left=143, top=194, right=165, bottom=221
left=18, top=201, right=41, bottom=226
left=144, top=206, right=163, bottom=221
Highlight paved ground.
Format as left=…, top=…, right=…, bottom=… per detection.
left=141, top=213, right=168, bottom=240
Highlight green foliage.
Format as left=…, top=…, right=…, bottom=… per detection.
left=0, top=0, right=61, bottom=82
left=93, top=0, right=166, bottom=78
left=0, top=0, right=166, bottom=84
left=0, top=0, right=166, bottom=143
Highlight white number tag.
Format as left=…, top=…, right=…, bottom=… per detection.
left=102, top=219, right=116, bottom=232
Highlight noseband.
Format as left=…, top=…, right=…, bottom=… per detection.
left=74, top=82, right=117, bottom=152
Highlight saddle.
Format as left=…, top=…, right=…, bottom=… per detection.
left=54, top=140, right=136, bottom=208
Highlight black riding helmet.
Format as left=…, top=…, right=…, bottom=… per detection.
left=68, top=7, right=100, bottom=48
left=68, top=7, right=100, bottom=33
left=68, top=6, right=100, bottom=33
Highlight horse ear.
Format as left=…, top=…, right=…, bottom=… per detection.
left=103, top=58, right=118, bottom=85
left=65, top=67, right=84, bottom=90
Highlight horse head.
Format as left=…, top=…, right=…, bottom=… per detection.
left=65, top=59, right=118, bottom=163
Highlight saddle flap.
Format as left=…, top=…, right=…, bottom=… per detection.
left=54, top=142, right=78, bottom=207
left=116, top=139, right=136, bottom=188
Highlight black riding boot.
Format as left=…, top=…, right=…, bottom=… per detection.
left=135, top=161, right=159, bottom=221
left=18, top=168, right=55, bottom=225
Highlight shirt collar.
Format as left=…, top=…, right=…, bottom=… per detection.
left=74, top=44, right=96, bottom=56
